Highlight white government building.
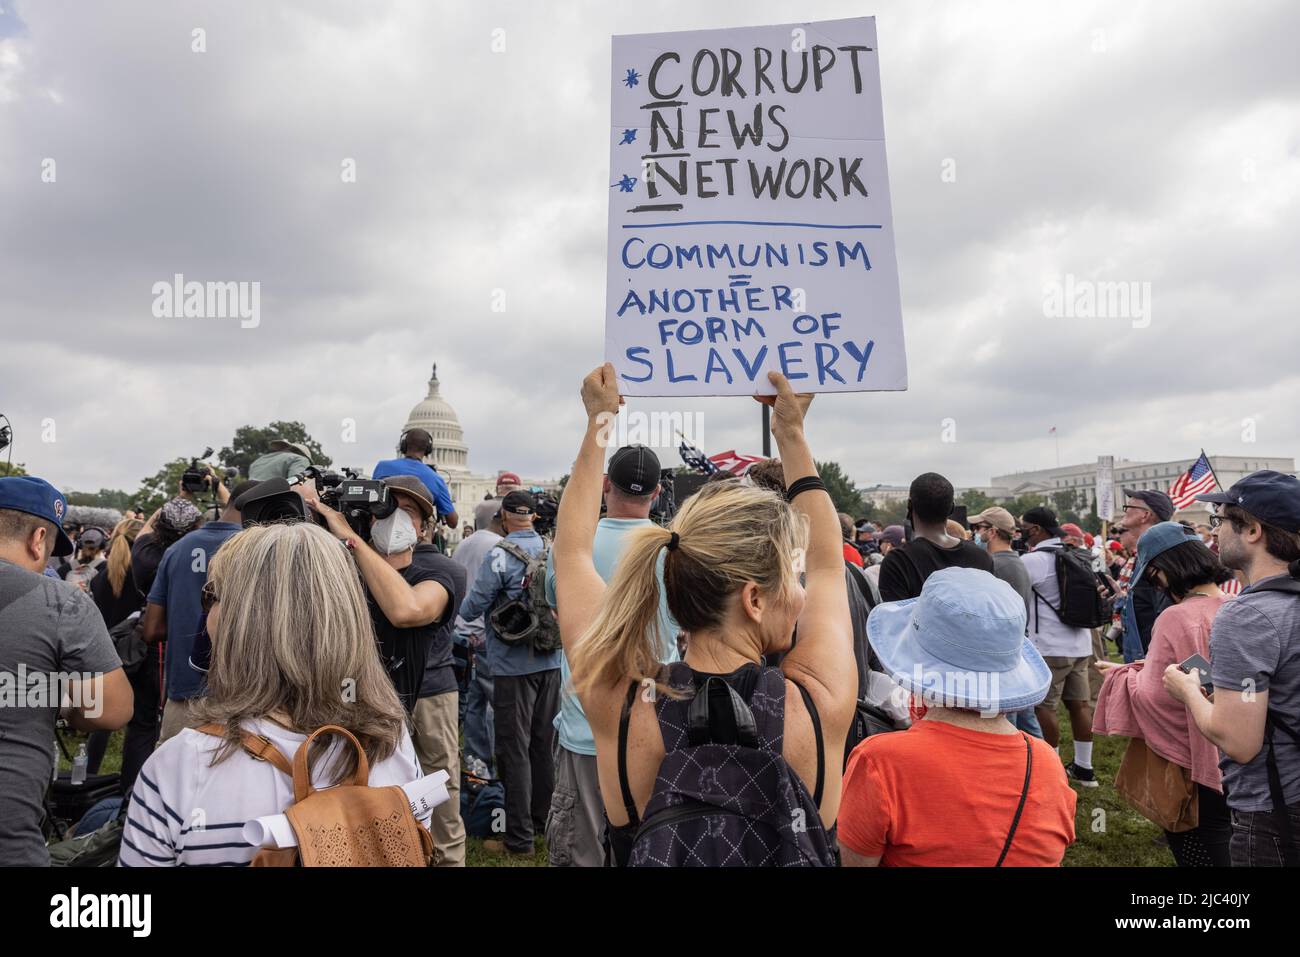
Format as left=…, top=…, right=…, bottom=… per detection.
left=399, top=364, right=559, bottom=540
left=861, top=455, right=1296, bottom=520
left=988, top=455, right=1296, bottom=518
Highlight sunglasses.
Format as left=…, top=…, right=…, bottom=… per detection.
left=200, top=580, right=220, bottom=614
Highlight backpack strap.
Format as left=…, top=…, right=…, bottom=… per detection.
left=846, top=560, right=877, bottom=610
left=1264, top=710, right=1300, bottom=866
left=196, top=723, right=293, bottom=777
left=1029, top=546, right=1064, bottom=627
left=494, top=539, right=533, bottom=570
left=290, top=725, right=371, bottom=804
left=790, top=680, right=825, bottom=808
left=617, top=680, right=641, bottom=828
left=995, top=734, right=1034, bottom=867
left=687, top=677, right=760, bottom=748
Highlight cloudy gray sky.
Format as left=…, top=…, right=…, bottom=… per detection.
left=2, top=0, right=1297, bottom=496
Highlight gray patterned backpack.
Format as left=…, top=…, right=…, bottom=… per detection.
left=615, top=662, right=836, bottom=867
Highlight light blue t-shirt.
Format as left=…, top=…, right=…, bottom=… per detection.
left=544, top=518, right=679, bottom=755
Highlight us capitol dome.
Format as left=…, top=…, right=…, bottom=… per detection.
left=404, top=364, right=470, bottom=475
left=399, top=363, right=558, bottom=537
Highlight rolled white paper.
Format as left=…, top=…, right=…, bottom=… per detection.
left=242, top=769, right=452, bottom=850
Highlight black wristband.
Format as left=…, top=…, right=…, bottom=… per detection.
left=785, top=476, right=827, bottom=502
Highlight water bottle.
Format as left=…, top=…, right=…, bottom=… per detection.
left=71, top=743, right=88, bottom=786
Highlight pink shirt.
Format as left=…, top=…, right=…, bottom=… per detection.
left=1093, top=594, right=1225, bottom=791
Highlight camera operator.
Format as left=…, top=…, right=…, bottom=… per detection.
left=131, top=496, right=205, bottom=599
left=307, top=474, right=467, bottom=866
left=248, top=438, right=313, bottom=481
left=372, top=428, right=459, bottom=529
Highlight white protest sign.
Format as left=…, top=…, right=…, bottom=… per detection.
left=1096, top=455, right=1115, bottom=522
left=605, top=16, right=906, bottom=397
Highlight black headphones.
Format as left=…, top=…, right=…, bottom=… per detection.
left=398, top=430, right=433, bottom=456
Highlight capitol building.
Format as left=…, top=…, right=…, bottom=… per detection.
left=400, top=364, right=558, bottom=538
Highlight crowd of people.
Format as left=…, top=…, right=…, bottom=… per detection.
left=1, top=367, right=1298, bottom=868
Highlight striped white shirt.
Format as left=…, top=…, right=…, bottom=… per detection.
left=119, top=717, right=428, bottom=867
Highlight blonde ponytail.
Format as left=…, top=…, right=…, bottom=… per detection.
left=569, top=481, right=807, bottom=698
left=106, top=518, right=144, bottom=597
left=569, top=523, right=675, bottom=696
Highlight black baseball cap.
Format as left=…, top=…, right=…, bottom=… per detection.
left=1196, top=470, right=1300, bottom=533
left=1021, top=506, right=1063, bottom=537
left=501, top=489, right=537, bottom=515
left=608, top=445, right=661, bottom=496
left=1121, top=488, right=1175, bottom=522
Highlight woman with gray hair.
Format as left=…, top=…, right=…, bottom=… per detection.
left=119, top=521, right=428, bottom=866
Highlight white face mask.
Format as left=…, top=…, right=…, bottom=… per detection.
left=371, top=508, right=418, bottom=555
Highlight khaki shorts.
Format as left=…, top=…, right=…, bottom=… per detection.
left=1040, top=656, right=1092, bottom=709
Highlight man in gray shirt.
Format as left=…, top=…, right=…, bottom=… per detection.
left=971, top=507, right=1041, bottom=739
left=0, top=477, right=133, bottom=865
left=1164, top=471, right=1300, bottom=866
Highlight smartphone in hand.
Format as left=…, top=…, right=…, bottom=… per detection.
left=1180, top=653, right=1214, bottom=697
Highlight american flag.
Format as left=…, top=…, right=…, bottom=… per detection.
left=1222, top=577, right=1243, bottom=597
left=1169, top=452, right=1218, bottom=509
left=679, top=438, right=719, bottom=475
left=709, top=450, right=766, bottom=476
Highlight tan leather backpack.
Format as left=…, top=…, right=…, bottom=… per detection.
left=198, top=723, right=434, bottom=867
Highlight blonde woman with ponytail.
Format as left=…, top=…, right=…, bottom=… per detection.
left=554, top=364, right=855, bottom=865
left=89, top=517, right=145, bottom=629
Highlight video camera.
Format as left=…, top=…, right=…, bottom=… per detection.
left=649, top=469, right=677, bottom=526
left=181, top=448, right=216, bottom=494
left=530, top=487, right=559, bottom=538
left=181, top=447, right=237, bottom=495
left=236, top=466, right=395, bottom=538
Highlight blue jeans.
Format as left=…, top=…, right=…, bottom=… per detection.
left=464, top=647, right=495, bottom=769
left=1011, top=707, right=1044, bottom=739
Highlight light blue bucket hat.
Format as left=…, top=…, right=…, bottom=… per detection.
left=1120, top=521, right=1203, bottom=661
left=867, top=566, right=1051, bottom=713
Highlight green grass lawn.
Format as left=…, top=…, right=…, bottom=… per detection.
left=1058, top=707, right=1173, bottom=867
left=58, top=727, right=123, bottom=776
